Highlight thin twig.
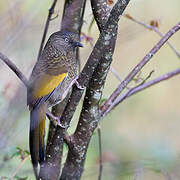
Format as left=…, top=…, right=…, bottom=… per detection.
left=102, top=68, right=180, bottom=116
left=37, top=0, right=58, bottom=60
left=110, top=67, right=132, bottom=89
left=0, top=52, right=28, bottom=87
left=10, top=155, right=30, bottom=180
left=123, top=14, right=180, bottom=58
left=110, top=67, right=123, bottom=82
left=138, top=70, right=154, bottom=85
left=97, top=126, right=103, bottom=180
left=100, top=21, right=180, bottom=114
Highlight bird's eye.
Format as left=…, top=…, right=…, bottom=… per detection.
left=65, top=38, right=69, bottom=42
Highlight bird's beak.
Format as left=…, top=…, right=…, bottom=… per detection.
left=75, top=41, right=83, bottom=47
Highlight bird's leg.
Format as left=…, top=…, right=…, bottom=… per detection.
left=60, top=75, right=85, bottom=101
left=46, top=109, right=69, bottom=128
left=46, top=75, right=85, bottom=128
left=75, top=80, right=84, bottom=90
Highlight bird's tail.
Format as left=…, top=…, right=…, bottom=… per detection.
left=29, top=103, right=46, bottom=178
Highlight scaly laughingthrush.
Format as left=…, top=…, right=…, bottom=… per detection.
left=27, top=31, right=83, bottom=178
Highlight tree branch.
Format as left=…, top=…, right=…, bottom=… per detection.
left=0, top=52, right=28, bottom=87
left=37, top=0, right=58, bottom=61
left=102, top=68, right=180, bottom=117
left=123, top=14, right=180, bottom=59
left=90, top=0, right=111, bottom=31
left=101, top=21, right=180, bottom=114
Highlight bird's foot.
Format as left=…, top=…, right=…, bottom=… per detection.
left=56, top=117, right=69, bottom=129
left=46, top=110, right=69, bottom=128
left=74, top=75, right=85, bottom=90
left=75, top=80, right=85, bottom=90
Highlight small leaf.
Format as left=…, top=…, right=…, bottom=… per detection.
left=150, top=20, right=159, bottom=28
left=99, top=98, right=107, bottom=105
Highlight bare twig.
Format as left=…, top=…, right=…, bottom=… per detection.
left=10, top=155, right=30, bottom=180
left=123, top=14, right=180, bottom=58
left=101, top=21, right=180, bottom=114
left=138, top=70, right=154, bottom=85
left=110, top=67, right=123, bottom=82
left=0, top=52, right=28, bottom=87
left=102, top=68, right=180, bottom=116
left=37, top=0, right=58, bottom=60
left=98, top=126, right=103, bottom=180
left=110, top=67, right=133, bottom=89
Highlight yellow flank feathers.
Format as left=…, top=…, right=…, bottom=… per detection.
left=33, top=73, right=67, bottom=99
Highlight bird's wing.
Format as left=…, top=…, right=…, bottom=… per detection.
left=27, top=57, right=68, bottom=108
left=32, top=72, right=67, bottom=100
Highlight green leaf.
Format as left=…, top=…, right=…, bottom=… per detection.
left=99, top=97, right=107, bottom=105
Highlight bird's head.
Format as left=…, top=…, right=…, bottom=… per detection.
left=50, top=31, right=83, bottom=51
left=62, top=31, right=83, bottom=48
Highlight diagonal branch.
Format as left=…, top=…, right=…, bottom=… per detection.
left=123, top=14, right=180, bottom=58
left=102, top=68, right=180, bottom=116
left=37, top=0, right=58, bottom=60
left=0, top=52, right=28, bottom=87
left=100, top=21, right=180, bottom=114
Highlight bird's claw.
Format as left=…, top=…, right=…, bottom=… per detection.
left=56, top=117, right=69, bottom=129
left=75, top=80, right=85, bottom=90
left=57, top=122, right=69, bottom=129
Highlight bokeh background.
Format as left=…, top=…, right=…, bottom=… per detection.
left=0, top=0, right=180, bottom=179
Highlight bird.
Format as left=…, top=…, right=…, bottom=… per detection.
left=27, top=31, right=83, bottom=178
